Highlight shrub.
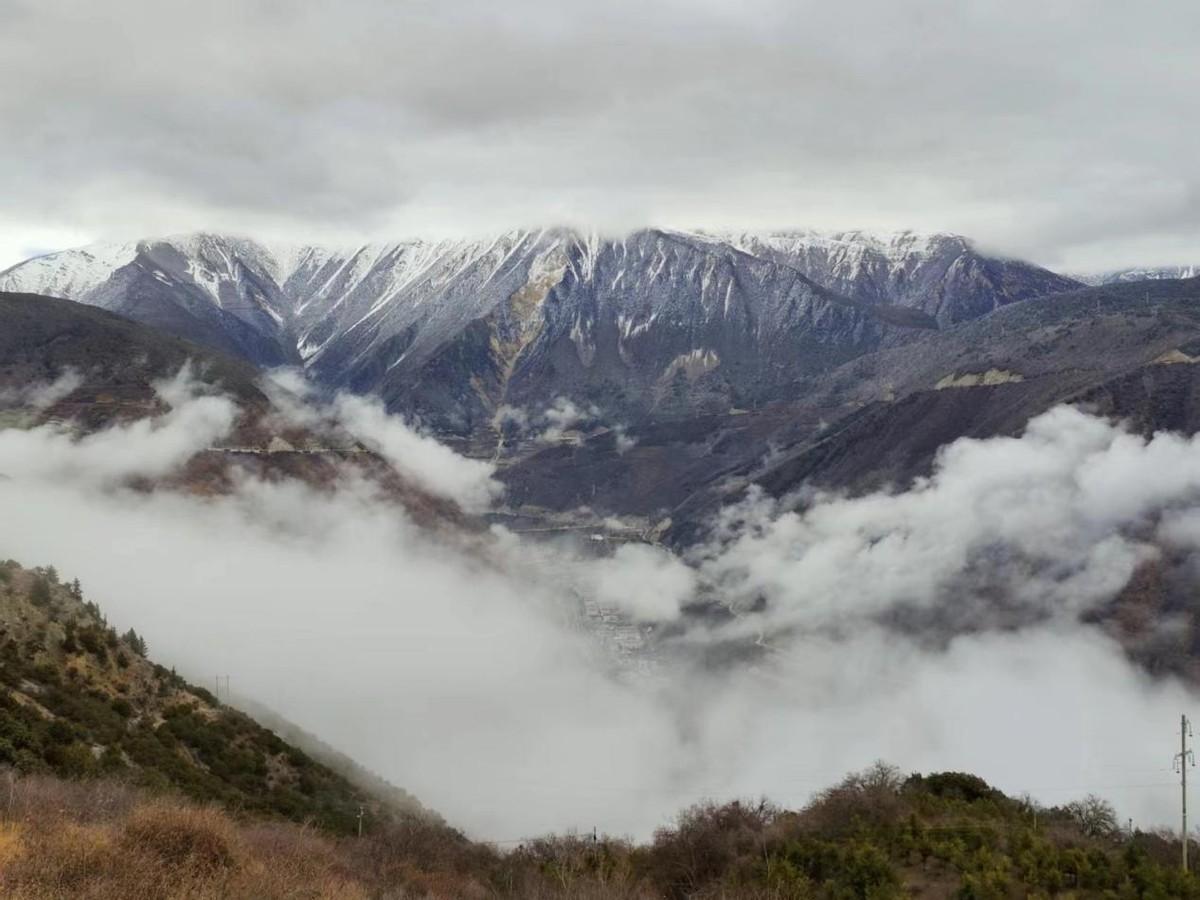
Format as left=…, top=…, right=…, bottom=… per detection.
left=907, top=772, right=1002, bottom=804
left=29, top=577, right=52, bottom=608
left=119, top=802, right=238, bottom=873
left=1065, top=794, right=1119, bottom=839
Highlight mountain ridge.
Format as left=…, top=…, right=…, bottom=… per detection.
left=0, top=228, right=1081, bottom=439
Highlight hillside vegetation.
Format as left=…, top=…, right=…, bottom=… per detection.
left=1, top=763, right=1199, bottom=898
left=0, top=560, right=424, bottom=834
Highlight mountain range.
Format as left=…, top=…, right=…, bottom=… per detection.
left=4, top=229, right=1200, bottom=863
left=3, top=228, right=1198, bottom=542
left=0, top=229, right=1080, bottom=442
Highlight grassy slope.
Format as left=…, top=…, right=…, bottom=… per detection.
left=0, top=560, right=424, bottom=835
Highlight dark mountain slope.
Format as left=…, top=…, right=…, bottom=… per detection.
left=496, top=278, right=1200, bottom=536
left=664, top=277, right=1200, bottom=540
left=0, top=291, right=473, bottom=528
left=0, top=290, right=269, bottom=431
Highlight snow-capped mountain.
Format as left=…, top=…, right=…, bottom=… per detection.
left=1075, top=265, right=1199, bottom=286
left=710, top=230, right=1080, bottom=325
left=0, top=228, right=1079, bottom=436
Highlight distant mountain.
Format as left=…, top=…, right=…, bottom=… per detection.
left=1075, top=264, right=1199, bottom=286
left=710, top=230, right=1080, bottom=325
left=0, top=236, right=299, bottom=367
left=0, top=229, right=1078, bottom=439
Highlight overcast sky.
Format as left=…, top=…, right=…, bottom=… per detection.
left=1, top=0, right=1197, bottom=272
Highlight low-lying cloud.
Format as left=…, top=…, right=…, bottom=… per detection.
left=1, top=377, right=1199, bottom=839
left=693, top=405, right=1199, bottom=641
left=0, top=368, right=83, bottom=411
left=263, top=368, right=501, bottom=513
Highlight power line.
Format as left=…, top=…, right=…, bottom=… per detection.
left=1175, top=714, right=1194, bottom=872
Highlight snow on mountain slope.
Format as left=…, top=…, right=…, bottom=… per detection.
left=309, top=227, right=911, bottom=435
left=706, top=229, right=1081, bottom=325
left=0, top=241, right=139, bottom=300
left=1074, top=265, right=1199, bottom=286
left=0, top=228, right=1081, bottom=436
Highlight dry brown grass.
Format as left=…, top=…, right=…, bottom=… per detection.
left=0, top=772, right=502, bottom=899
left=0, top=782, right=362, bottom=899
left=119, top=801, right=239, bottom=874
left=1, top=773, right=141, bottom=826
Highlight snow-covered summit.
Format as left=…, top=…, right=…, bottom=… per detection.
left=1074, top=264, right=1199, bottom=286
left=0, top=240, right=139, bottom=300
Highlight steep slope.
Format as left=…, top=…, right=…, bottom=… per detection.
left=1, top=229, right=1077, bottom=440
left=321, top=228, right=940, bottom=437
left=0, top=560, right=426, bottom=832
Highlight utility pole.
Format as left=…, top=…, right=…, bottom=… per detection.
left=357, top=805, right=365, bottom=838
left=1175, top=714, right=1195, bottom=872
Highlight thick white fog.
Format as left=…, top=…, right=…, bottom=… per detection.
left=1, top=374, right=1198, bottom=839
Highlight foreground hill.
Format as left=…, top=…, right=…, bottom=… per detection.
left=0, top=560, right=426, bottom=834
left=0, top=762, right=1194, bottom=898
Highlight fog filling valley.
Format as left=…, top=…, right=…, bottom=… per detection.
left=2, top=370, right=1200, bottom=839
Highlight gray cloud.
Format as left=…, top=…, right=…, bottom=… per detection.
left=1, top=0, right=1197, bottom=270
left=3, top=372, right=1200, bottom=837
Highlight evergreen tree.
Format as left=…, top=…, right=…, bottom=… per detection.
left=29, top=577, right=52, bottom=608
left=122, top=628, right=147, bottom=657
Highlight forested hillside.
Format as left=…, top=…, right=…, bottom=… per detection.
left=0, top=560, right=422, bottom=834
